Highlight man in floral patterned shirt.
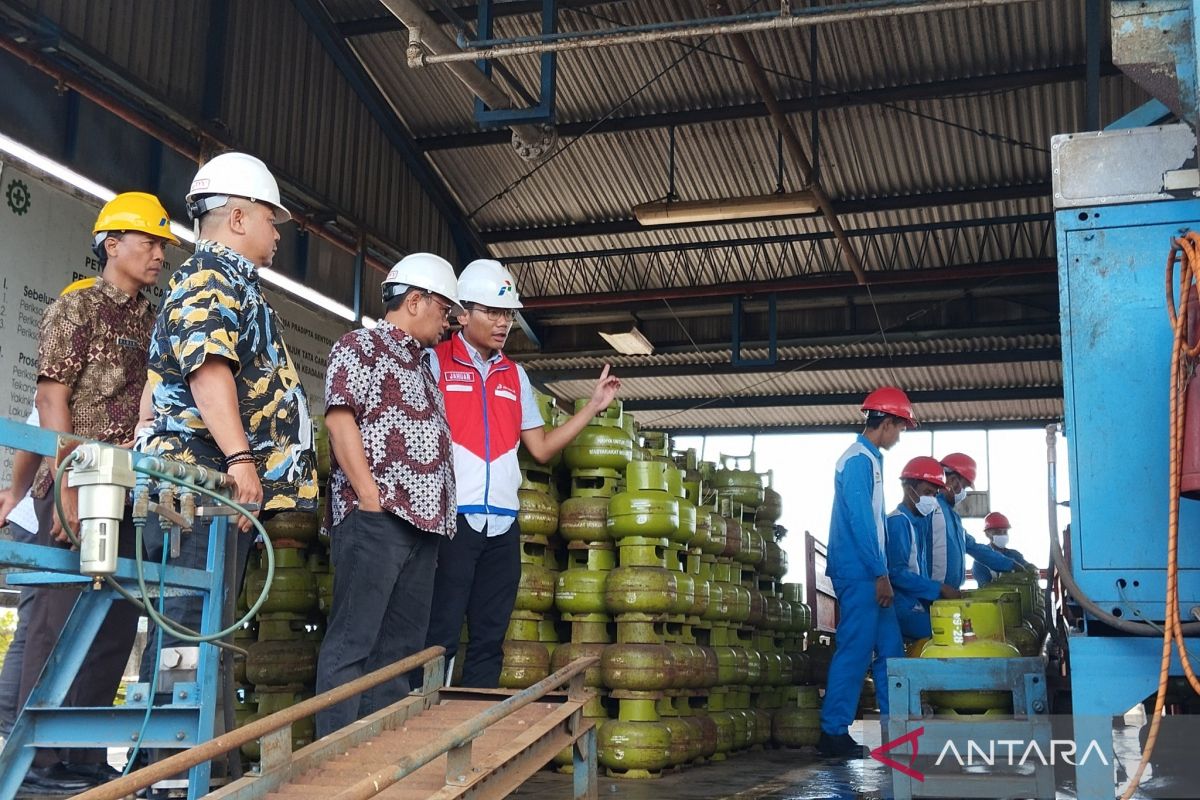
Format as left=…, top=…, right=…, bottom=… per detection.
left=314, top=253, right=459, bottom=737
left=139, top=153, right=317, bottom=655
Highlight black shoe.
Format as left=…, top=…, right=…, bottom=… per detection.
left=817, top=731, right=861, bottom=757
left=63, top=762, right=123, bottom=783
left=17, top=763, right=93, bottom=797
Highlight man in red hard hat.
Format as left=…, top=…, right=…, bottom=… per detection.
left=975, top=511, right=1034, bottom=586
left=817, top=386, right=913, bottom=758
left=927, top=453, right=1015, bottom=589
left=886, top=456, right=962, bottom=642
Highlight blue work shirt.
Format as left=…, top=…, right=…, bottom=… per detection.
left=928, top=495, right=1016, bottom=588
left=886, top=504, right=942, bottom=613
left=826, top=435, right=887, bottom=580
left=975, top=546, right=1032, bottom=586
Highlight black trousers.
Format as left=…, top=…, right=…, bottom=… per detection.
left=315, top=510, right=440, bottom=738
left=18, top=493, right=139, bottom=767
left=0, top=520, right=36, bottom=737
left=424, top=516, right=521, bottom=689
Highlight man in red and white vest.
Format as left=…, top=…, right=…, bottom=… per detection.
left=425, top=259, right=621, bottom=687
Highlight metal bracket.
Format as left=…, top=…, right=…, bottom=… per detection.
left=731, top=293, right=778, bottom=367
left=473, top=0, right=557, bottom=128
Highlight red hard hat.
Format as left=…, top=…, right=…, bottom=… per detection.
left=900, top=456, right=946, bottom=488
left=984, top=511, right=1011, bottom=531
left=861, top=386, right=917, bottom=429
left=940, top=452, right=977, bottom=486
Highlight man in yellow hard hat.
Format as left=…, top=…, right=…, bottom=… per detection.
left=16, top=195, right=175, bottom=793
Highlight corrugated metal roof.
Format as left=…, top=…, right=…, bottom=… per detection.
left=626, top=398, right=1064, bottom=430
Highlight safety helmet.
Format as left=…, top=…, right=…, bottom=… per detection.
left=92, top=192, right=179, bottom=245
left=939, top=453, right=977, bottom=487
left=899, top=456, right=946, bottom=488
left=861, top=386, right=917, bottom=429
left=60, top=277, right=99, bottom=296
left=457, top=259, right=523, bottom=309
left=185, top=152, right=291, bottom=224
left=382, top=253, right=461, bottom=307
left=983, top=511, right=1011, bottom=532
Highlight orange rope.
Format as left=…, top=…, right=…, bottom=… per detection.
left=1122, top=233, right=1200, bottom=798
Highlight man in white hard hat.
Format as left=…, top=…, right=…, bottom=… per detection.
left=423, top=259, right=620, bottom=688
left=139, top=153, right=318, bottom=659
left=315, top=254, right=460, bottom=736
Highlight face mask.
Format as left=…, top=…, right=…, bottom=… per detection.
left=953, top=488, right=968, bottom=505
left=915, top=495, right=938, bottom=516
left=992, top=534, right=1010, bottom=548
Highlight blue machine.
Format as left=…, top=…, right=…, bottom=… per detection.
left=0, top=417, right=235, bottom=800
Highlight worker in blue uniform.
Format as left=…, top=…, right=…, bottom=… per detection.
left=928, top=453, right=1015, bottom=588
left=886, top=456, right=961, bottom=643
left=817, top=386, right=914, bottom=758
left=974, top=511, right=1035, bottom=586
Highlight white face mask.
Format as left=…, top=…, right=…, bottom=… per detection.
left=992, top=534, right=1010, bottom=549
left=953, top=487, right=968, bottom=505
left=915, top=495, right=938, bottom=516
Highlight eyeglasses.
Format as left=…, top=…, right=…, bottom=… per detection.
left=468, top=304, right=518, bottom=323
left=423, top=293, right=454, bottom=319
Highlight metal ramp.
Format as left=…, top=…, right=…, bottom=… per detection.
left=76, top=649, right=598, bottom=800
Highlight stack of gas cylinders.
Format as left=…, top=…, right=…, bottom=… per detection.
left=500, top=397, right=820, bottom=778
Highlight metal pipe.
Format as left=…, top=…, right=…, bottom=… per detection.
left=71, top=647, right=446, bottom=800
left=331, top=656, right=598, bottom=800
left=0, top=34, right=395, bottom=279
left=413, top=0, right=1039, bottom=65
left=378, top=0, right=555, bottom=160
left=708, top=0, right=866, bottom=285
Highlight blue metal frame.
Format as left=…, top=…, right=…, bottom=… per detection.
left=1106, top=98, right=1174, bottom=130
left=886, top=657, right=1054, bottom=800
left=474, top=0, right=557, bottom=127
left=0, top=418, right=229, bottom=800
left=731, top=293, right=777, bottom=367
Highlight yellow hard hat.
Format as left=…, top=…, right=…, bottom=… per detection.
left=60, top=277, right=99, bottom=296
left=92, top=192, right=180, bottom=244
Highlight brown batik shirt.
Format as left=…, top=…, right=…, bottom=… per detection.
left=32, top=277, right=154, bottom=497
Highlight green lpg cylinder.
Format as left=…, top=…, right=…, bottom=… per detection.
left=761, top=539, right=787, bottom=580
left=601, top=642, right=676, bottom=692
left=563, top=400, right=634, bottom=471
left=699, top=491, right=728, bottom=557
left=559, top=469, right=621, bottom=543
left=264, top=511, right=320, bottom=547
left=665, top=465, right=697, bottom=548
left=922, top=600, right=1020, bottom=714
left=245, top=546, right=317, bottom=615
left=604, top=564, right=678, bottom=616
left=240, top=690, right=314, bottom=761
left=607, top=461, right=679, bottom=541
left=705, top=691, right=736, bottom=761
left=518, top=469, right=560, bottom=538
left=514, top=560, right=556, bottom=614
left=313, top=414, right=331, bottom=481
left=499, top=640, right=551, bottom=689
left=556, top=545, right=616, bottom=616
left=756, top=470, right=783, bottom=527
left=554, top=695, right=609, bottom=771
left=966, top=587, right=1040, bottom=656
left=233, top=623, right=257, bottom=685
left=772, top=685, right=821, bottom=747
left=308, top=552, right=334, bottom=617
left=711, top=456, right=764, bottom=511
left=685, top=552, right=710, bottom=619
left=598, top=698, right=673, bottom=778
left=245, top=616, right=319, bottom=688
left=719, top=500, right=743, bottom=559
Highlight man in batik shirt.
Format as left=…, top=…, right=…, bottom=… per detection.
left=140, top=152, right=317, bottom=651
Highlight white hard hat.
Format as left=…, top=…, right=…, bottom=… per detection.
left=186, top=152, right=291, bottom=224
left=382, top=253, right=461, bottom=306
left=457, top=259, right=523, bottom=309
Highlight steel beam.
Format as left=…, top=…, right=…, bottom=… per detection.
left=619, top=385, right=1062, bottom=412
left=417, top=64, right=1118, bottom=150
left=482, top=182, right=1051, bottom=243
left=291, top=0, right=486, bottom=262
left=641, top=418, right=1062, bottom=435
left=525, top=345, right=1062, bottom=381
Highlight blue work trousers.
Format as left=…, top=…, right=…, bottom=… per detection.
left=819, top=576, right=905, bottom=736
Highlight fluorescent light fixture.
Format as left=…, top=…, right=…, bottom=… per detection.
left=599, top=326, right=654, bottom=356
left=259, top=268, right=356, bottom=321
left=362, top=315, right=378, bottom=329
left=633, top=190, right=818, bottom=226
left=0, top=132, right=364, bottom=324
